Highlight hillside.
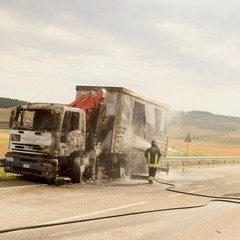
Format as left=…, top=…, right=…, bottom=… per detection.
left=166, top=111, right=240, bottom=156
left=167, top=110, right=240, bottom=132
left=0, top=97, right=28, bottom=108
left=0, top=98, right=29, bottom=125
left=167, top=110, right=240, bottom=140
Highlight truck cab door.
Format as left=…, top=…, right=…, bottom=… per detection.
left=60, top=110, right=85, bottom=153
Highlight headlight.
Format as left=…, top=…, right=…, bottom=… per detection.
left=11, top=134, right=21, bottom=141
left=5, top=157, right=14, bottom=162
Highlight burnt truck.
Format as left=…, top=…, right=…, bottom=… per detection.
left=4, top=86, right=169, bottom=183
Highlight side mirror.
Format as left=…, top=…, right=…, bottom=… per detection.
left=9, top=109, right=16, bottom=128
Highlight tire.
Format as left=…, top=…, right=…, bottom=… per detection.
left=72, top=157, right=82, bottom=183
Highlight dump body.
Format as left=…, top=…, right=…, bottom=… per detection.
left=75, top=86, right=169, bottom=177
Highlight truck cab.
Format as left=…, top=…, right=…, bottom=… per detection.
left=5, top=103, right=87, bottom=182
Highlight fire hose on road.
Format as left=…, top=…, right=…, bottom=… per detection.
left=0, top=177, right=240, bottom=234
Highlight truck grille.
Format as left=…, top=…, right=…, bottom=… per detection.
left=11, top=143, right=49, bottom=155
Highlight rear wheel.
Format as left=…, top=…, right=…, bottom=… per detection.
left=72, top=157, right=82, bottom=183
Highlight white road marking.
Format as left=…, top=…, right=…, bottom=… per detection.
left=0, top=184, right=45, bottom=190
left=50, top=230, right=81, bottom=237
left=169, top=186, right=215, bottom=198
left=224, top=180, right=240, bottom=185
left=44, top=201, right=147, bottom=225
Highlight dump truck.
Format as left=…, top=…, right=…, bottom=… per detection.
left=4, top=86, right=169, bottom=183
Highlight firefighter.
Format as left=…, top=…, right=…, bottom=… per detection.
left=144, top=140, right=162, bottom=184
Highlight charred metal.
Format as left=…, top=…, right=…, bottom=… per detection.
left=4, top=86, right=169, bottom=183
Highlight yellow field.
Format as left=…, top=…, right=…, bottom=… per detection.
left=0, top=129, right=9, bottom=156
left=0, top=108, right=12, bottom=121
left=168, top=139, right=240, bottom=156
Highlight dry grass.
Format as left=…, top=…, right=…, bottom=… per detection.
left=168, top=138, right=240, bottom=156
left=0, top=129, right=9, bottom=157
left=0, top=108, right=12, bottom=121
left=167, top=119, right=240, bottom=156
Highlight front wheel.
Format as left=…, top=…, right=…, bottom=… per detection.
left=72, top=157, right=82, bottom=183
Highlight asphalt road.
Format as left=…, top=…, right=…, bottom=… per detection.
left=1, top=165, right=240, bottom=240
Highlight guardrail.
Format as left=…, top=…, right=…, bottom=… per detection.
left=163, top=156, right=240, bottom=166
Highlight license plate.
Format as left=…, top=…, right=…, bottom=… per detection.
left=22, top=164, right=30, bottom=168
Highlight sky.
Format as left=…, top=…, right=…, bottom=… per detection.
left=1, top=0, right=240, bottom=117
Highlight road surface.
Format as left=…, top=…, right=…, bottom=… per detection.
left=1, top=165, right=240, bottom=239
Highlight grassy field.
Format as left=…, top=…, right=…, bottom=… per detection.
left=0, top=107, right=12, bottom=121
left=168, top=139, right=240, bottom=156
left=167, top=124, right=240, bottom=156
left=0, top=129, right=9, bottom=157
left=166, top=111, right=240, bottom=156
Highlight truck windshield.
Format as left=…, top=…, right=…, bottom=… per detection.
left=14, top=109, right=60, bottom=131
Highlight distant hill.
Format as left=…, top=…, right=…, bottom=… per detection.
left=166, top=110, right=240, bottom=144
left=0, top=97, right=29, bottom=108
left=167, top=110, right=240, bottom=131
